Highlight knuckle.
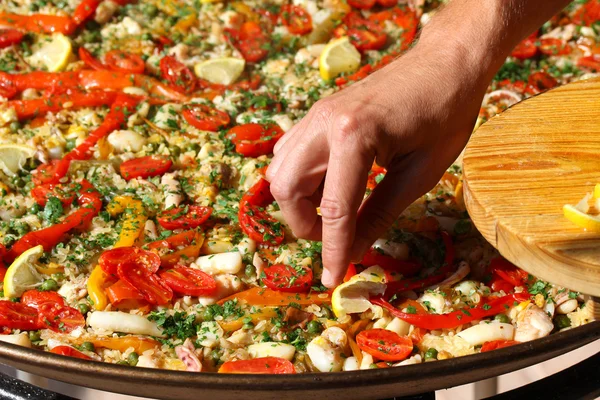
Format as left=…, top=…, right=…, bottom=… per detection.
left=333, top=111, right=360, bottom=143
left=319, top=197, right=352, bottom=225
left=270, top=179, right=293, bottom=202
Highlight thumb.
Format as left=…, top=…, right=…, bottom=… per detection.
left=351, top=153, right=442, bottom=261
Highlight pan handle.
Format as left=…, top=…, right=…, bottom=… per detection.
left=484, top=350, right=600, bottom=400
left=0, top=370, right=77, bottom=400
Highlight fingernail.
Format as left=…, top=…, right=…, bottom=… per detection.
left=321, top=269, right=335, bottom=288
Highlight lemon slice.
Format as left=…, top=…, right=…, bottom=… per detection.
left=563, top=204, right=600, bottom=232
left=331, top=266, right=387, bottom=318
left=0, top=144, right=36, bottom=177
left=27, top=33, right=73, bottom=72
left=194, top=58, right=245, bottom=86
left=319, top=36, right=361, bottom=81
left=3, top=245, right=44, bottom=298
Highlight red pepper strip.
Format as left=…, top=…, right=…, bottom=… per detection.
left=0, top=70, right=188, bottom=103
left=51, top=93, right=141, bottom=182
left=360, top=248, right=422, bottom=277
left=0, top=12, right=77, bottom=35
left=371, top=293, right=530, bottom=330
left=71, top=0, right=101, bottom=26
left=8, top=90, right=118, bottom=121
left=5, top=180, right=101, bottom=263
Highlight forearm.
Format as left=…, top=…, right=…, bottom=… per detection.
left=417, top=0, right=572, bottom=84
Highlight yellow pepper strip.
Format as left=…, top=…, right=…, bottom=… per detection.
left=90, top=336, right=160, bottom=353
left=36, top=262, right=64, bottom=275
left=88, top=265, right=113, bottom=311
left=160, top=230, right=204, bottom=267
left=97, top=137, right=112, bottom=160
left=107, top=196, right=147, bottom=248
left=218, top=308, right=279, bottom=333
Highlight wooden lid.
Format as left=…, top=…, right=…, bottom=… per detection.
left=463, top=77, right=600, bottom=296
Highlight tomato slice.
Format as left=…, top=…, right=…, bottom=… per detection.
left=226, top=22, right=270, bottom=63
left=489, top=258, right=529, bottom=287
left=336, top=12, right=387, bottom=52
left=263, top=264, right=313, bottom=293
left=526, top=71, right=558, bottom=95
left=157, top=205, right=212, bottom=230
left=218, top=357, right=296, bottom=374
left=539, top=38, right=571, bottom=56
left=78, top=47, right=106, bottom=71
left=120, top=156, right=172, bottom=181
left=21, top=290, right=66, bottom=309
left=241, top=178, right=275, bottom=207
left=42, top=305, right=85, bottom=333
left=376, top=0, right=398, bottom=7
left=50, top=345, right=93, bottom=360
left=72, top=0, right=101, bottom=25
left=32, top=160, right=62, bottom=186
left=159, top=56, right=197, bottom=94
left=511, top=38, right=537, bottom=60
left=31, top=183, right=77, bottom=207
left=280, top=5, right=312, bottom=35
left=490, top=277, right=514, bottom=293
left=104, top=50, right=145, bottom=74
left=160, top=266, right=218, bottom=296
left=577, top=54, right=600, bottom=71
left=227, top=123, right=284, bottom=158
left=105, top=279, right=146, bottom=306
left=182, top=104, right=231, bottom=132
left=356, top=329, right=413, bottom=362
left=117, top=262, right=173, bottom=305
left=238, top=179, right=284, bottom=245
left=99, top=247, right=161, bottom=276
left=348, top=0, right=376, bottom=9
left=0, top=301, right=40, bottom=330
left=0, top=29, right=24, bottom=49
left=481, top=340, right=520, bottom=352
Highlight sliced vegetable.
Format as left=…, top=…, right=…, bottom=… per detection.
left=263, top=264, right=313, bottom=293
left=226, top=21, right=270, bottom=63
left=99, top=247, right=160, bottom=276
left=159, top=266, right=218, bottom=296
left=157, top=205, right=212, bottom=230
left=480, top=340, right=520, bottom=352
left=280, top=5, right=312, bottom=35
left=120, top=156, right=172, bottom=181
left=104, top=50, right=145, bottom=74
left=356, top=329, right=413, bottom=361
left=227, top=123, right=284, bottom=158
left=218, top=357, right=295, bottom=374
left=371, top=293, right=529, bottom=330
left=182, top=104, right=230, bottom=132
left=117, top=261, right=173, bottom=305
left=50, top=346, right=92, bottom=360
left=0, top=301, right=40, bottom=330
left=160, top=56, right=197, bottom=94
left=90, top=336, right=160, bottom=353
left=0, top=29, right=24, bottom=49
left=146, top=230, right=204, bottom=267
left=218, top=287, right=331, bottom=306
left=360, top=248, right=421, bottom=277
left=106, top=197, right=147, bottom=248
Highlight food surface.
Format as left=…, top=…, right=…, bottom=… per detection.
left=0, top=0, right=597, bottom=374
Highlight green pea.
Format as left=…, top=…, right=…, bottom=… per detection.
left=202, top=308, right=214, bottom=321
left=454, top=219, right=472, bottom=235
left=29, top=203, right=41, bottom=214
left=29, top=331, right=41, bottom=342
left=128, top=352, right=139, bottom=366
left=306, top=320, right=322, bottom=334
left=494, top=314, right=511, bottom=324
left=40, top=279, right=58, bottom=292
left=141, top=33, right=153, bottom=41
left=9, top=121, right=22, bottom=133
left=80, top=341, right=95, bottom=352
left=188, top=143, right=201, bottom=153
left=77, top=303, right=90, bottom=315
left=145, top=4, right=158, bottom=17
left=116, top=360, right=130, bottom=366
left=554, top=315, right=571, bottom=330
left=424, top=348, right=438, bottom=360
left=592, top=21, right=600, bottom=35
left=244, top=265, right=254, bottom=278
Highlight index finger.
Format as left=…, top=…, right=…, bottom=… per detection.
left=320, top=133, right=374, bottom=288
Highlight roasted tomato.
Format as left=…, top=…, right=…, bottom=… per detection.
left=262, top=264, right=313, bottom=292
left=120, top=156, right=172, bottom=180
left=218, top=357, right=296, bottom=374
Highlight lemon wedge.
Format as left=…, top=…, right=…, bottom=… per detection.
left=319, top=36, right=361, bottom=81
left=194, top=57, right=245, bottom=86
left=27, top=33, right=73, bottom=72
left=3, top=245, right=44, bottom=298
left=0, top=144, right=36, bottom=176
left=331, top=266, right=387, bottom=318
left=594, top=184, right=600, bottom=199
left=563, top=204, right=600, bottom=232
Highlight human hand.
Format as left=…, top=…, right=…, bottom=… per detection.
left=266, top=35, right=491, bottom=287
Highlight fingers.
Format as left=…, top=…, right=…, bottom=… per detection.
left=350, top=152, right=438, bottom=262
left=320, top=129, right=374, bottom=288
left=268, top=130, right=329, bottom=241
